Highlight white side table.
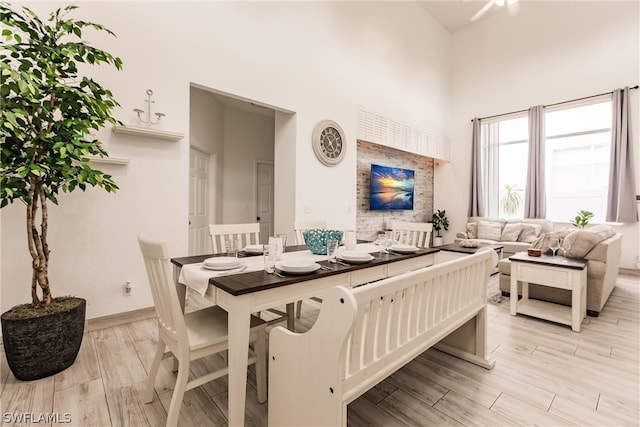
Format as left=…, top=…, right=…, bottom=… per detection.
left=509, top=253, right=587, bottom=332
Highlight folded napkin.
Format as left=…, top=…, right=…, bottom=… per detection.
left=178, top=263, right=244, bottom=296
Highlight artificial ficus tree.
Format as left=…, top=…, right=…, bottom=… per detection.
left=1, top=4, right=122, bottom=306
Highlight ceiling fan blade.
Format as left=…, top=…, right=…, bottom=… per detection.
left=471, top=0, right=495, bottom=22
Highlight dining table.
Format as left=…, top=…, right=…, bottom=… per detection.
left=171, top=243, right=439, bottom=427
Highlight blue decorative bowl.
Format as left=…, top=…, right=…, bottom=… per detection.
left=302, top=229, right=344, bottom=255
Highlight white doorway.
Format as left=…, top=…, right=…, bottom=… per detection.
left=189, top=147, right=211, bottom=255
left=256, top=161, right=274, bottom=243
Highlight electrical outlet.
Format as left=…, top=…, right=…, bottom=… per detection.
left=123, top=281, right=132, bottom=296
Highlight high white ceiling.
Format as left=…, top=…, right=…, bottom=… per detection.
left=418, top=0, right=510, bottom=33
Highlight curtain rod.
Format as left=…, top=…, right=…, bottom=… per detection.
left=472, top=85, right=639, bottom=122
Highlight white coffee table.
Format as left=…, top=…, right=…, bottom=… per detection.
left=509, top=252, right=587, bottom=332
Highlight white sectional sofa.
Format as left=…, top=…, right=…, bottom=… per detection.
left=455, top=217, right=553, bottom=258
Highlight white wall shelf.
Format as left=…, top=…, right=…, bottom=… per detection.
left=87, top=156, right=130, bottom=165
left=112, top=124, right=184, bottom=141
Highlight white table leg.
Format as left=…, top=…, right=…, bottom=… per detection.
left=581, top=271, right=587, bottom=322
left=173, top=266, right=187, bottom=372
left=224, top=295, right=252, bottom=427
left=571, top=272, right=581, bottom=332
left=510, top=271, right=518, bottom=316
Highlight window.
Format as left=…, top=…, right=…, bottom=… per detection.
left=545, top=99, right=612, bottom=221
left=479, top=96, right=612, bottom=221
left=481, top=115, right=528, bottom=218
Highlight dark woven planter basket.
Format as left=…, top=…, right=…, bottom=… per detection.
left=1, top=297, right=86, bottom=381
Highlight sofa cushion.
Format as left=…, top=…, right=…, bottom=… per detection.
left=477, top=221, right=503, bottom=240
left=498, top=258, right=511, bottom=275
left=518, top=223, right=542, bottom=243
left=566, top=225, right=616, bottom=258
left=500, top=223, right=523, bottom=241
left=466, top=223, right=478, bottom=239
left=500, top=242, right=531, bottom=255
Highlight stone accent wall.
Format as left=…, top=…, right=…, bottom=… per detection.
left=356, top=140, right=434, bottom=241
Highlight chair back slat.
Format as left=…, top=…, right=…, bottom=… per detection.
left=209, top=223, right=260, bottom=254
left=138, top=235, right=187, bottom=346
left=294, top=220, right=327, bottom=245
left=389, top=221, right=433, bottom=248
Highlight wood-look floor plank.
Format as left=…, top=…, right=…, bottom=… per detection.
left=531, top=345, right=640, bottom=407
left=158, top=385, right=228, bottom=427
left=491, top=344, right=600, bottom=409
left=491, top=392, right=578, bottom=426
left=382, top=361, right=449, bottom=406
left=0, top=345, right=10, bottom=397
left=104, top=380, right=166, bottom=427
left=0, top=374, right=54, bottom=427
left=93, top=326, right=149, bottom=394
left=53, top=334, right=101, bottom=392
left=360, top=378, right=399, bottom=405
left=207, top=386, right=268, bottom=427
left=422, top=348, right=556, bottom=412
left=376, top=389, right=464, bottom=427
left=347, top=395, right=408, bottom=427
left=401, top=357, right=501, bottom=408
left=51, top=378, right=110, bottom=427
left=433, top=391, right=516, bottom=426
left=549, top=394, right=637, bottom=427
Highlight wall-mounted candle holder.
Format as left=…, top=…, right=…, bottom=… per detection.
left=133, top=89, right=165, bottom=126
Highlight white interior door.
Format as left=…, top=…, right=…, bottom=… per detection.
left=189, top=148, right=210, bottom=255
left=256, top=162, right=274, bottom=243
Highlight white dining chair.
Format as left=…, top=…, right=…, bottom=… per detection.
left=294, top=220, right=327, bottom=245
left=293, top=220, right=328, bottom=317
left=209, top=222, right=260, bottom=253
left=389, top=220, right=433, bottom=248
left=138, top=235, right=267, bottom=427
left=209, top=222, right=294, bottom=328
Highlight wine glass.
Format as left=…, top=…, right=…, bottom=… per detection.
left=377, top=233, right=388, bottom=255
left=548, top=237, right=560, bottom=257
left=562, top=237, right=572, bottom=257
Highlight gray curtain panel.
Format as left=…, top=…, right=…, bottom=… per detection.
left=469, top=118, right=485, bottom=217
left=524, top=105, right=546, bottom=218
left=607, top=87, right=638, bottom=222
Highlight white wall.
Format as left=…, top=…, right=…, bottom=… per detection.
left=1, top=1, right=451, bottom=318
left=222, top=108, right=275, bottom=223
left=189, top=87, right=225, bottom=224
left=440, top=1, right=640, bottom=269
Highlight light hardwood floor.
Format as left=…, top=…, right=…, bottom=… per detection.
left=1, top=274, right=638, bottom=426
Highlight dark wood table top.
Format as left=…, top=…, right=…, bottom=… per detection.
left=436, top=243, right=504, bottom=254
left=171, top=244, right=439, bottom=296
left=509, top=252, right=587, bottom=270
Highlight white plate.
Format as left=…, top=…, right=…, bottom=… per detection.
left=203, top=261, right=243, bottom=271
left=276, top=261, right=321, bottom=274
left=204, top=256, right=240, bottom=268
left=244, top=244, right=264, bottom=254
left=389, top=244, right=419, bottom=254
left=339, top=250, right=371, bottom=260
left=338, top=254, right=374, bottom=264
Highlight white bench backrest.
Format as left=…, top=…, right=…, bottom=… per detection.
left=269, top=248, right=497, bottom=426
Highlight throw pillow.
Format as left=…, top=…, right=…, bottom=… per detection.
left=500, top=223, right=523, bottom=242
left=466, top=223, right=478, bottom=239
left=477, top=221, right=502, bottom=241
left=566, top=225, right=616, bottom=258
left=518, top=223, right=542, bottom=243
left=459, top=239, right=481, bottom=248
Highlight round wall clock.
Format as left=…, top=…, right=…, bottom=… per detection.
left=312, top=120, right=346, bottom=166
